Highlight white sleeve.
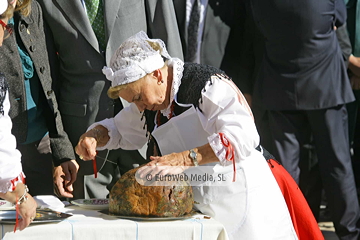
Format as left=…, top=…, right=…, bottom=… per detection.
left=0, top=92, right=24, bottom=193
left=199, top=76, right=260, bottom=166
left=87, top=102, right=148, bottom=151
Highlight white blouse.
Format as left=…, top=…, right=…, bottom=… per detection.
left=89, top=64, right=260, bottom=166
left=0, top=91, right=24, bottom=193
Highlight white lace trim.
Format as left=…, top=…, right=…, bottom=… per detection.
left=102, top=31, right=172, bottom=87
left=160, top=58, right=184, bottom=117
left=103, top=54, right=165, bottom=87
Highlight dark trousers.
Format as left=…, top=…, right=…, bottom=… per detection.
left=252, top=103, right=276, bottom=154
left=268, top=105, right=360, bottom=240
left=254, top=103, right=323, bottom=220
left=17, top=134, right=54, bottom=196
left=347, top=90, right=360, bottom=189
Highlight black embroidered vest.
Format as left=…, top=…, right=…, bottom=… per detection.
left=144, top=63, right=229, bottom=159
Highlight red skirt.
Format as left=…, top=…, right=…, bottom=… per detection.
left=267, top=159, right=324, bottom=240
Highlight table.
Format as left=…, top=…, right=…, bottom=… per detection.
left=1, top=205, right=229, bottom=240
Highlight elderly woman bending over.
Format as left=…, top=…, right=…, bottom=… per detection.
left=75, top=31, right=297, bottom=240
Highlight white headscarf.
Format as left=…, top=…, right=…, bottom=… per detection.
left=103, top=31, right=184, bottom=117
left=0, top=0, right=8, bottom=16
left=102, top=31, right=172, bottom=87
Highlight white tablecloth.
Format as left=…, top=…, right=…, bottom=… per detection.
left=1, top=205, right=229, bottom=240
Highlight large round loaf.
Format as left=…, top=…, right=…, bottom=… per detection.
left=109, top=167, right=194, bottom=217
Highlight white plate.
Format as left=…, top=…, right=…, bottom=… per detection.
left=0, top=209, right=72, bottom=224
left=100, top=210, right=196, bottom=221
left=71, top=199, right=109, bottom=210
left=0, top=200, right=15, bottom=210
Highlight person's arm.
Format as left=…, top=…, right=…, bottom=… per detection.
left=75, top=102, right=149, bottom=160
left=336, top=23, right=352, bottom=67
left=0, top=184, right=37, bottom=231
left=349, top=55, right=360, bottom=76
left=334, top=0, right=347, bottom=28
left=0, top=87, right=37, bottom=230
left=348, top=55, right=360, bottom=89
left=147, top=143, right=219, bottom=167
left=0, top=182, right=37, bottom=231
left=0, top=88, right=23, bottom=191
left=75, top=125, right=110, bottom=160
left=31, top=1, right=78, bottom=197
left=143, top=75, right=259, bottom=169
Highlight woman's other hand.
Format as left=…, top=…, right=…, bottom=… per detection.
left=75, top=126, right=109, bottom=161
left=17, top=193, right=37, bottom=231
left=0, top=183, right=38, bottom=231
left=137, top=152, right=191, bottom=178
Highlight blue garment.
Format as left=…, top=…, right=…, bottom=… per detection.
left=9, top=18, right=48, bottom=144
left=251, top=0, right=353, bottom=110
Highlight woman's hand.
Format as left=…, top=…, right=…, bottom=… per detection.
left=75, top=126, right=109, bottom=161
left=137, top=144, right=217, bottom=178
left=0, top=183, right=37, bottom=231
left=149, top=152, right=191, bottom=167
left=17, top=194, right=37, bottom=231
left=137, top=152, right=192, bottom=178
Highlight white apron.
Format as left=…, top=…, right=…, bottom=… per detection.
left=152, top=105, right=298, bottom=240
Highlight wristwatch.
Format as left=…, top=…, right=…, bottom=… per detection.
left=189, top=149, right=199, bottom=167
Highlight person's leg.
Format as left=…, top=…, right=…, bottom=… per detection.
left=252, top=104, right=275, bottom=154
left=298, top=136, right=322, bottom=221
left=268, top=110, right=310, bottom=184
left=346, top=90, right=360, bottom=147
left=17, top=134, right=54, bottom=196
left=350, top=90, right=360, bottom=190
left=353, top=105, right=360, bottom=190
left=308, top=105, right=360, bottom=239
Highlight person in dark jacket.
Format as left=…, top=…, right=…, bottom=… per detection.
left=0, top=0, right=78, bottom=197
left=249, top=0, right=360, bottom=238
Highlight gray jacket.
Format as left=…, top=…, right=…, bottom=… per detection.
left=0, top=0, right=75, bottom=165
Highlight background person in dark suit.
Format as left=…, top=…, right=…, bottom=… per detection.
left=172, top=0, right=250, bottom=103
left=344, top=0, right=360, bottom=193
left=37, top=0, right=183, bottom=199
left=240, top=2, right=354, bottom=224
left=249, top=0, right=360, bottom=239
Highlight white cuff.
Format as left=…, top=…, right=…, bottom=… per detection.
left=0, top=172, right=25, bottom=193
left=208, top=133, right=230, bottom=166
